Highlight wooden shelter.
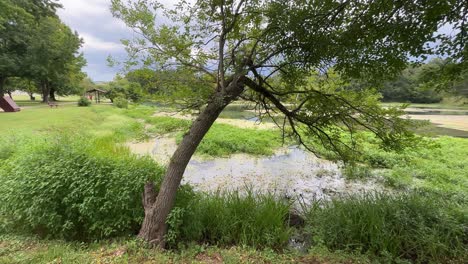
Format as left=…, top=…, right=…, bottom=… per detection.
left=86, top=88, right=107, bottom=103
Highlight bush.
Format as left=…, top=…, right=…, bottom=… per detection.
left=113, top=97, right=128, bottom=109
left=166, top=189, right=291, bottom=249
left=77, top=97, right=91, bottom=107
left=0, top=134, right=165, bottom=240
left=304, top=192, right=467, bottom=263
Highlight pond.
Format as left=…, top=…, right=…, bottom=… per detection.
left=127, top=138, right=382, bottom=205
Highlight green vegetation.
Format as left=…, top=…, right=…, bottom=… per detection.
left=144, top=116, right=192, bottom=135
left=168, top=189, right=291, bottom=249
left=0, top=235, right=379, bottom=264
left=0, top=105, right=145, bottom=140
left=382, top=137, right=468, bottom=194
left=0, top=104, right=467, bottom=263
left=305, top=192, right=467, bottom=263
left=113, top=97, right=129, bottom=109
left=0, top=1, right=86, bottom=102
left=0, top=133, right=164, bottom=240
left=77, top=97, right=91, bottom=107
left=193, top=124, right=283, bottom=157
left=351, top=135, right=468, bottom=195
left=2, top=0, right=468, bottom=262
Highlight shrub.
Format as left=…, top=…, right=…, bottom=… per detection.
left=77, top=97, right=91, bottom=107
left=0, top=134, right=165, bottom=240
left=304, top=192, right=467, bottom=263
left=113, top=97, right=128, bottom=109
left=166, top=189, right=291, bottom=249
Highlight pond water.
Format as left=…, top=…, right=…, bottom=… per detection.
left=127, top=138, right=382, bottom=204
left=405, top=107, right=468, bottom=115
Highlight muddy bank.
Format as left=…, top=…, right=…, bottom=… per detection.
left=126, top=138, right=382, bottom=203
left=407, top=114, right=468, bottom=132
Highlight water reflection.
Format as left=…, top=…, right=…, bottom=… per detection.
left=127, top=139, right=382, bottom=204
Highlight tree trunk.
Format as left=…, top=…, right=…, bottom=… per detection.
left=28, top=92, right=35, bottom=101
left=7, top=90, right=12, bottom=99
left=0, top=77, right=5, bottom=97
left=138, top=76, right=245, bottom=248
left=49, top=88, right=56, bottom=101
left=41, top=81, right=50, bottom=103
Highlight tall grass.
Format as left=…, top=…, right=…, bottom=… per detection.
left=183, top=123, right=282, bottom=157
left=167, top=189, right=291, bottom=249
left=304, top=192, right=467, bottom=263
left=144, top=116, right=192, bottom=134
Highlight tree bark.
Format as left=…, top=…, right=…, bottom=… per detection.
left=49, top=88, right=56, bottom=101
left=0, top=77, right=6, bottom=97
left=6, top=90, right=12, bottom=99
left=41, top=81, right=50, bottom=103
left=138, top=76, right=245, bottom=248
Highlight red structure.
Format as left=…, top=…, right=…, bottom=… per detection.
left=0, top=96, right=21, bottom=112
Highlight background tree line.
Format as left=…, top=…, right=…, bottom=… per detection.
left=0, top=0, right=86, bottom=102
left=380, top=58, right=468, bottom=103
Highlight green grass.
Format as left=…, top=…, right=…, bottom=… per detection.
left=1, top=101, right=467, bottom=263
left=383, top=137, right=468, bottom=194
left=145, top=116, right=192, bottom=135
left=170, top=189, right=291, bottom=249
left=304, top=192, right=467, bottom=263
left=0, top=104, right=150, bottom=141
left=8, top=94, right=84, bottom=107
left=182, top=123, right=283, bottom=157
left=0, top=235, right=377, bottom=264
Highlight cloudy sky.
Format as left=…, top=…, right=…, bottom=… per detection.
left=57, top=0, right=132, bottom=82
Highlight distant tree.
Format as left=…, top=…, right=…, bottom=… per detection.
left=126, top=68, right=160, bottom=94
left=79, top=77, right=97, bottom=94
left=112, top=0, right=468, bottom=247
left=48, top=53, right=87, bottom=101
left=24, top=17, right=83, bottom=102
left=380, top=62, right=444, bottom=103
left=0, top=0, right=61, bottom=96
left=106, top=76, right=143, bottom=103
left=3, top=77, right=38, bottom=100
left=416, top=57, right=468, bottom=99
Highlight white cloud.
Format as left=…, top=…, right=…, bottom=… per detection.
left=80, top=33, right=122, bottom=52
left=58, top=0, right=109, bottom=17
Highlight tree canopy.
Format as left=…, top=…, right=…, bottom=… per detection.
left=0, top=0, right=85, bottom=101
left=111, top=0, right=468, bottom=247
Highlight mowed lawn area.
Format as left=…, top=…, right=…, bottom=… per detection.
left=0, top=104, right=138, bottom=136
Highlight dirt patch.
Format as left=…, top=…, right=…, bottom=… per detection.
left=195, top=252, right=223, bottom=264
left=408, top=115, right=468, bottom=132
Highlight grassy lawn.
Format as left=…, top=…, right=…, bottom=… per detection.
left=7, top=94, right=84, bottom=107
left=0, top=235, right=375, bottom=264
left=0, top=105, right=136, bottom=136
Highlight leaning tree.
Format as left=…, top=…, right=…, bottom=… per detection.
left=111, top=0, right=467, bottom=247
